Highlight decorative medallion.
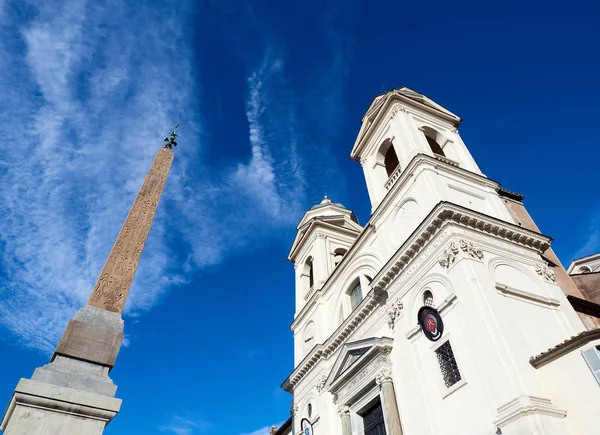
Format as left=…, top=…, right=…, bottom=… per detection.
left=418, top=306, right=444, bottom=342
left=300, top=418, right=314, bottom=435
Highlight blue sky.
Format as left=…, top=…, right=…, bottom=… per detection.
left=0, top=0, right=598, bottom=434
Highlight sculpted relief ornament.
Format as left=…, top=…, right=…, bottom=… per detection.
left=386, top=299, right=403, bottom=330
left=439, top=239, right=484, bottom=269
left=535, top=264, right=557, bottom=283
left=316, top=374, right=328, bottom=393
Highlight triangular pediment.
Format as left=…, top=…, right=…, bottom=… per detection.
left=326, top=337, right=393, bottom=388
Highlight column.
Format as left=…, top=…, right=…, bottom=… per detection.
left=338, top=405, right=352, bottom=435
left=376, top=369, right=404, bottom=435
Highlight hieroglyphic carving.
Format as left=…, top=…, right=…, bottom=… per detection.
left=88, top=147, right=174, bottom=313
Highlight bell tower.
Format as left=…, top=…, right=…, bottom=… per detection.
left=288, top=196, right=362, bottom=365
left=350, top=87, right=483, bottom=211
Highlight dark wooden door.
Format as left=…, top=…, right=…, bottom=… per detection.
left=363, top=402, right=386, bottom=435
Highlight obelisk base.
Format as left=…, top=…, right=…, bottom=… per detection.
left=1, top=306, right=125, bottom=434
left=0, top=379, right=121, bottom=435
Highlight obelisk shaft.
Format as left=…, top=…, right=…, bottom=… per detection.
left=88, top=147, right=173, bottom=313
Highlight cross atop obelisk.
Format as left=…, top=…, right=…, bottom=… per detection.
left=1, top=128, right=178, bottom=435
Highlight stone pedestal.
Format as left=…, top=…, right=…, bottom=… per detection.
left=1, top=306, right=124, bottom=434
left=1, top=379, right=121, bottom=435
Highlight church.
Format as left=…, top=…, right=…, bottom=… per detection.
left=279, top=88, right=600, bottom=435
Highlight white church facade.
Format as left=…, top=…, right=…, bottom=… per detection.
left=281, top=88, right=600, bottom=435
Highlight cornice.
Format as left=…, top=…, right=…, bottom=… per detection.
left=529, top=328, right=600, bottom=369
left=283, top=291, right=381, bottom=391
left=370, top=153, right=501, bottom=228
left=372, top=202, right=552, bottom=295
left=289, top=218, right=362, bottom=262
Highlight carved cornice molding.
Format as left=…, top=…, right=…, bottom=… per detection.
left=493, top=395, right=566, bottom=427
left=283, top=295, right=380, bottom=391
left=530, top=328, right=600, bottom=369
left=373, top=202, right=551, bottom=295
left=386, top=299, right=403, bottom=330
left=534, top=264, right=557, bottom=283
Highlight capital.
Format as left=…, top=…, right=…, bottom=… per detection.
left=337, top=405, right=350, bottom=416
left=375, top=368, right=393, bottom=386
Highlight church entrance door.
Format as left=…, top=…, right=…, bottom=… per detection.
left=362, top=401, right=386, bottom=435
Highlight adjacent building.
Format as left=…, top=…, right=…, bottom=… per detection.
left=281, top=88, right=600, bottom=435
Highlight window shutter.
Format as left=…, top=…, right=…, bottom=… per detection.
left=581, top=347, right=600, bottom=385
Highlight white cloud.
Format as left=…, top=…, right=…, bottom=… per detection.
left=0, top=0, right=196, bottom=351
left=574, top=211, right=600, bottom=259
left=159, top=415, right=212, bottom=435
left=0, top=1, right=350, bottom=354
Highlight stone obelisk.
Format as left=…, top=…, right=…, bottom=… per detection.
left=1, top=131, right=177, bottom=435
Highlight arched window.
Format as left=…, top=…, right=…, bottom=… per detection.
left=422, top=127, right=446, bottom=157
left=307, top=403, right=313, bottom=418
left=579, top=266, right=592, bottom=274
left=423, top=290, right=434, bottom=307
left=350, top=281, right=363, bottom=310
left=384, top=145, right=400, bottom=177
left=333, top=248, right=347, bottom=267
left=305, top=257, right=314, bottom=288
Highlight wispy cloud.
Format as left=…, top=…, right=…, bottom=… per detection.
left=0, top=0, right=353, bottom=353
left=159, top=415, right=212, bottom=435
left=0, top=0, right=197, bottom=351
left=573, top=210, right=600, bottom=259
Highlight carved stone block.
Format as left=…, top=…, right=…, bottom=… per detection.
left=54, top=320, right=124, bottom=368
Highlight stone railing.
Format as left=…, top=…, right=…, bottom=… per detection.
left=384, top=165, right=402, bottom=190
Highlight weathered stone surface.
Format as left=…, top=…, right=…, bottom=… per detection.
left=53, top=320, right=123, bottom=368
left=1, top=379, right=121, bottom=435
left=32, top=356, right=118, bottom=397
left=88, top=147, right=173, bottom=313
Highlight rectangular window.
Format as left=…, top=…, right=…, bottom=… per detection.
left=582, top=346, right=600, bottom=385
left=435, top=341, right=461, bottom=388
left=350, top=283, right=363, bottom=310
